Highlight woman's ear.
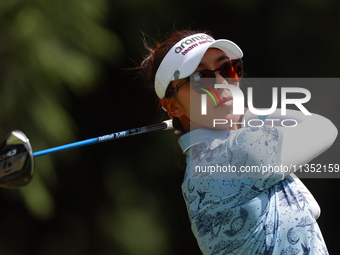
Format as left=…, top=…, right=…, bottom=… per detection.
left=161, top=97, right=184, bottom=117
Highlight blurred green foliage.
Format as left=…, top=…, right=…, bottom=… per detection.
left=0, top=0, right=122, bottom=219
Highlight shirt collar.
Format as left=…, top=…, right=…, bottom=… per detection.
left=178, top=128, right=231, bottom=153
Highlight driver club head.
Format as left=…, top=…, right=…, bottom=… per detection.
left=0, top=130, right=35, bottom=188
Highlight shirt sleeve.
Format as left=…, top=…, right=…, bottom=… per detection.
left=229, top=126, right=284, bottom=192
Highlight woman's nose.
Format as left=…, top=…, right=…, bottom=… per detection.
left=214, top=72, right=227, bottom=84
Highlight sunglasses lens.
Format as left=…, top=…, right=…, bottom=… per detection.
left=189, top=59, right=243, bottom=94
left=222, top=60, right=243, bottom=84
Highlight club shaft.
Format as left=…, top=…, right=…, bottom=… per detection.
left=33, top=120, right=173, bottom=157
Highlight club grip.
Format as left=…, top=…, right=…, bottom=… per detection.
left=162, top=119, right=173, bottom=130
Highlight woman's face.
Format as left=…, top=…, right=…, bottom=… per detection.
left=163, top=48, right=243, bottom=131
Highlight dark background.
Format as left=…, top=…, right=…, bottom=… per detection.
left=0, top=0, right=339, bottom=254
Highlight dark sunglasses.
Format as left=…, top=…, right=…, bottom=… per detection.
left=165, top=59, right=243, bottom=98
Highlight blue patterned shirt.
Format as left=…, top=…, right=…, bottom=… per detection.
left=178, top=127, right=328, bottom=255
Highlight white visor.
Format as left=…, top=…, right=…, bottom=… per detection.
left=154, top=33, right=243, bottom=99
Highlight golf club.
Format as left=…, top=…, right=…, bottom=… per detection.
left=0, top=120, right=172, bottom=188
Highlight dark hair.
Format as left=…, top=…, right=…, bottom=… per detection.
left=138, top=29, right=212, bottom=132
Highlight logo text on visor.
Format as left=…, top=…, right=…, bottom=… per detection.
left=175, top=35, right=214, bottom=55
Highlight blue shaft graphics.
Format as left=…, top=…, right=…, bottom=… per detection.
left=33, top=138, right=99, bottom=157
left=33, top=121, right=172, bottom=157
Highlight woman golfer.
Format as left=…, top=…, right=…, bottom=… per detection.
left=139, top=30, right=337, bottom=254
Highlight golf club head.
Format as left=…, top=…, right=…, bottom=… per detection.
left=0, top=130, right=34, bottom=188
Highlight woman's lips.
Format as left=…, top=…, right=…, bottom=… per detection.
left=219, top=96, right=233, bottom=107
left=222, top=99, right=233, bottom=107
